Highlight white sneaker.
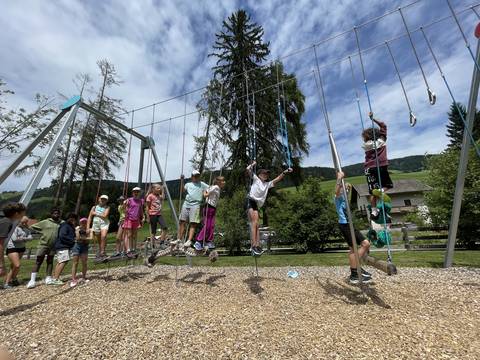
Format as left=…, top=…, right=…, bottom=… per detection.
left=371, top=208, right=379, bottom=217
left=45, top=276, right=54, bottom=285
left=26, top=280, right=36, bottom=289
left=183, top=240, right=192, bottom=248
left=169, top=239, right=180, bottom=245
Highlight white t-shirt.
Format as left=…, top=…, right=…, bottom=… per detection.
left=206, top=185, right=221, bottom=208
left=248, top=174, right=274, bottom=208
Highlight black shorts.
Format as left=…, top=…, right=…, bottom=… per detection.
left=6, top=247, right=26, bottom=255
left=245, top=198, right=258, bottom=212
left=338, top=223, right=365, bottom=247
left=365, top=166, right=393, bottom=194
left=149, top=215, right=167, bottom=235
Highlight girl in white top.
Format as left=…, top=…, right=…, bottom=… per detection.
left=195, top=176, right=226, bottom=252
left=246, top=162, right=292, bottom=256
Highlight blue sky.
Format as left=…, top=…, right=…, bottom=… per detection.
left=0, top=0, right=479, bottom=191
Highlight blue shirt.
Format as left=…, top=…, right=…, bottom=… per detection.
left=184, top=181, right=209, bottom=208
left=334, top=195, right=348, bottom=224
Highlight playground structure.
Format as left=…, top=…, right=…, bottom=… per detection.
left=0, top=0, right=479, bottom=275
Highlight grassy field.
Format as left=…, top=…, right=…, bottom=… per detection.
left=4, top=250, right=479, bottom=285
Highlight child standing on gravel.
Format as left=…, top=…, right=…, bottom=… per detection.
left=0, top=203, right=27, bottom=279
left=70, top=217, right=92, bottom=287
left=123, top=187, right=145, bottom=258
left=195, top=176, right=226, bottom=252
left=246, top=162, right=292, bottom=256
left=335, top=171, right=372, bottom=284
left=4, top=216, right=32, bottom=289
left=27, top=207, right=63, bottom=288
left=362, top=112, right=393, bottom=219
left=51, top=213, right=78, bottom=286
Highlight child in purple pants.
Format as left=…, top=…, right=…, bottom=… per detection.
left=194, top=176, right=226, bottom=251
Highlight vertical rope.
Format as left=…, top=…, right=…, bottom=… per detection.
left=421, top=27, right=480, bottom=157
left=123, top=111, right=134, bottom=197
left=348, top=56, right=365, bottom=131
left=353, top=27, right=393, bottom=263
left=164, top=118, right=172, bottom=180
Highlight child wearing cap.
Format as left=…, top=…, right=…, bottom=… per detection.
left=87, top=195, right=110, bottom=259
left=70, top=217, right=92, bottom=287
left=123, top=187, right=145, bottom=258
left=175, top=170, right=208, bottom=250
left=246, top=162, right=292, bottom=256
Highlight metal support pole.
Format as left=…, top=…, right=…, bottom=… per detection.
left=0, top=109, right=69, bottom=186
left=138, top=146, right=145, bottom=188
left=20, top=104, right=80, bottom=206
left=150, top=142, right=179, bottom=230
left=444, top=36, right=480, bottom=268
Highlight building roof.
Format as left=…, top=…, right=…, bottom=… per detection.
left=352, top=179, right=432, bottom=197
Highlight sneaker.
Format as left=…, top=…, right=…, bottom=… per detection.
left=206, top=242, right=216, bottom=250
left=252, top=246, right=264, bottom=256
left=361, top=268, right=372, bottom=279
left=349, top=273, right=371, bottom=284
left=45, top=276, right=54, bottom=285
left=126, top=251, right=137, bottom=259
left=169, top=239, right=180, bottom=246
left=26, top=280, right=36, bottom=289
left=11, top=279, right=20, bottom=287
left=183, top=240, right=192, bottom=248
left=194, top=241, right=203, bottom=251
left=111, top=252, right=122, bottom=258
left=70, top=280, right=78, bottom=288
left=50, top=279, right=64, bottom=286
left=3, top=283, right=13, bottom=289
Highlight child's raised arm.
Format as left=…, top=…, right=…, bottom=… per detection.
left=246, top=161, right=257, bottom=176
left=86, top=206, right=95, bottom=230
left=335, top=171, right=345, bottom=197
left=272, top=168, right=293, bottom=186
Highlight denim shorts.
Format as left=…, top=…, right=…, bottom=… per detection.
left=71, top=242, right=89, bottom=256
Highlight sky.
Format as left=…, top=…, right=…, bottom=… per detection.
left=1, top=0, right=479, bottom=192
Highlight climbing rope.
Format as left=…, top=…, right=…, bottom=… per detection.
left=353, top=27, right=393, bottom=263
left=420, top=27, right=480, bottom=158
left=122, top=111, right=134, bottom=197
left=275, top=61, right=293, bottom=168
left=347, top=56, right=365, bottom=131
left=385, top=41, right=417, bottom=127
left=398, top=8, right=436, bottom=105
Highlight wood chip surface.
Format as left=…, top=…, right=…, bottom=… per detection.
left=0, top=265, right=479, bottom=359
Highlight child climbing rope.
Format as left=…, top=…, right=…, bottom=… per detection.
left=87, top=194, right=110, bottom=259
left=194, top=176, right=226, bottom=252
left=70, top=217, right=92, bottom=287
left=146, top=183, right=168, bottom=248
left=335, top=171, right=372, bottom=284
left=26, top=207, right=62, bottom=288
left=246, top=161, right=292, bottom=256
left=123, top=187, right=145, bottom=258
left=362, top=112, right=393, bottom=219
left=174, top=170, right=208, bottom=251
left=51, top=213, right=78, bottom=286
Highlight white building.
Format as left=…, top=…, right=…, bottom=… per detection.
left=350, top=179, right=432, bottom=224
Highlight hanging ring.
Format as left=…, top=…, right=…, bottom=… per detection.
left=427, top=88, right=436, bottom=105
left=409, top=111, right=417, bottom=127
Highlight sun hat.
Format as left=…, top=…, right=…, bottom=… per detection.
left=99, top=194, right=109, bottom=200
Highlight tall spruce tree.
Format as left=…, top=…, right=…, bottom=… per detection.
left=446, top=102, right=480, bottom=149
left=193, top=10, right=308, bottom=189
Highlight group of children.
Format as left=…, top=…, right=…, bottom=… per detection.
left=0, top=112, right=392, bottom=287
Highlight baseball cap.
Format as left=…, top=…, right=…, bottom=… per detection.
left=99, top=194, right=109, bottom=200
left=191, top=170, right=201, bottom=176
left=132, top=187, right=141, bottom=192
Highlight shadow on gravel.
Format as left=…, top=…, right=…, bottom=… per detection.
left=462, top=282, right=480, bottom=288
left=147, top=274, right=171, bottom=283
left=244, top=276, right=264, bottom=297
left=179, top=271, right=205, bottom=284
left=316, top=278, right=391, bottom=309
left=117, top=272, right=150, bottom=283
left=0, top=287, right=74, bottom=317
left=205, top=274, right=226, bottom=287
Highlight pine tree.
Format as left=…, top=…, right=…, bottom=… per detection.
left=193, top=10, right=309, bottom=188
left=446, top=102, right=480, bottom=149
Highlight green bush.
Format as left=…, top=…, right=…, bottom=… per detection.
left=270, top=177, right=338, bottom=252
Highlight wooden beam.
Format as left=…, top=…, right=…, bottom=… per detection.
left=363, top=255, right=397, bottom=276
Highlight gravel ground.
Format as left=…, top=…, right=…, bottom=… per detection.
left=0, top=265, right=479, bottom=359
